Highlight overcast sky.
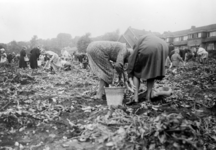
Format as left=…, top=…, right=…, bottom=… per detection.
left=0, top=0, right=216, bottom=43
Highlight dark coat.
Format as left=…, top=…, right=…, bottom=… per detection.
left=19, top=49, right=27, bottom=68
left=7, top=53, right=13, bottom=63
left=74, top=53, right=88, bottom=63
left=30, top=48, right=40, bottom=69
left=127, top=34, right=168, bottom=80
left=179, top=49, right=186, bottom=61
left=168, top=45, right=174, bottom=58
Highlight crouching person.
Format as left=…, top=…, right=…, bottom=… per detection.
left=44, top=51, right=63, bottom=74
left=197, top=45, right=208, bottom=63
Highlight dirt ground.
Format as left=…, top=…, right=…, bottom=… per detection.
left=1, top=59, right=216, bottom=150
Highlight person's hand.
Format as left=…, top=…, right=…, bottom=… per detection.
left=126, top=77, right=136, bottom=93
left=114, top=63, right=123, bottom=74
left=125, top=82, right=133, bottom=93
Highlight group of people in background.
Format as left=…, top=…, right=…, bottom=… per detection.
left=0, top=45, right=89, bottom=76
left=18, top=46, right=68, bottom=75
left=165, top=44, right=209, bottom=71
left=0, top=48, right=16, bottom=64
left=18, top=46, right=42, bottom=75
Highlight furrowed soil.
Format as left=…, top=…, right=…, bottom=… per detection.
left=0, top=59, right=216, bottom=150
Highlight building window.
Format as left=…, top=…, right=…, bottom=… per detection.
left=198, top=33, right=202, bottom=38
left=207, top=43, right=215, bottom=50
left=174, top=37, right=179, bottom=42
left=193, top=33, right=198, bottom=38
left=183, top=36, right=188, bottom=41
left=202, top=32, right=207, bottom=38
left=188, top=35, right=192, bottom=39
left=210, top=31, right=216, bottom=37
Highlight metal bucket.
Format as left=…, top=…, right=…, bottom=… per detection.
left=104, top=87, right=125, bottom=107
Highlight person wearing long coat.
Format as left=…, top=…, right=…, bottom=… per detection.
left=171, top=49, right=184, bottom=68
left=29, top=47, right=41, bottom=74
left=86, top=41, right=133, bottom=99
left=127, top=34, right=168, bottom=103
left=19, top=48, right=27, bottom=69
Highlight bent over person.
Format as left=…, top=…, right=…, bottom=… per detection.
left=44, top=51, right=62, bottom=74
left=127, top=34, right=168, bottom=103
left=87, top=41, right=133, bottom=100
left=197, top=45, right=208, bottom=63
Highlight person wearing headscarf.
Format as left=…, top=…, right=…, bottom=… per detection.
left=19, top=47, right=28, bottom=69
left=86, top=41, right=133, bottom=99
left=29, top=46, right=41, bottom=74
left=127, top=34, right=168, bottom=103
left=171, top=48, right=184, bottom=68
left=197, top=45, right=208, bottom=63
left=43, top=51, right=62, bottom=74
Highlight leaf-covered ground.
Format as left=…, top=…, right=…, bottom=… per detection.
left=0, top=59, right=216, bottom=150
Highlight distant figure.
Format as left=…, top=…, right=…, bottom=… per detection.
left=179, top=48, right=186, bottom=61
left=19, top=47, right=28, bottom=69
left=73, top=52, right=89, bottom=69
left=171, top=49, right=184, bottom=68
left=170, top=48, right=179, bottom=58
left=0, top=48, right=7, bottom=63
left=7, top=53, right=13, bottom=63
left=168, top=44, right=174, bottom=58
left=30, top=47, right=41, bottom=75
left=184, top=48, right=194, bottom=62
left=44, top=51, right=63, bottom=74
left=165, top=56, right=172, bottom=73
left=15, top=54, right=20, bottom=63
left=197, top=45, right=208, bottom=63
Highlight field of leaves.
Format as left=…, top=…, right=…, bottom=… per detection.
left=0, top=58, right=216, bottom=150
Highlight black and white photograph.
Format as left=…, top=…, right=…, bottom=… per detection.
left=0, top=0, right=216, bottom=149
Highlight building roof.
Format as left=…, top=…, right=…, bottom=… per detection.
left=129, top=27, right=148, bottom=38
left=119, top=26, right=164, bottom=48
left=123, top=34, right=134, bottom=47
left=129, top=27, right=164, bottom=38
left=190, top=24, right=216, bottom=32
left=164, top=24, right=216, bottom=37
left=165, top=29, right=190, bottom=37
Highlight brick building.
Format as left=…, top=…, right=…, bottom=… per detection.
left=163, top=24, right=216, bottom=51
left=119, top=24, right=216, bottom=54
